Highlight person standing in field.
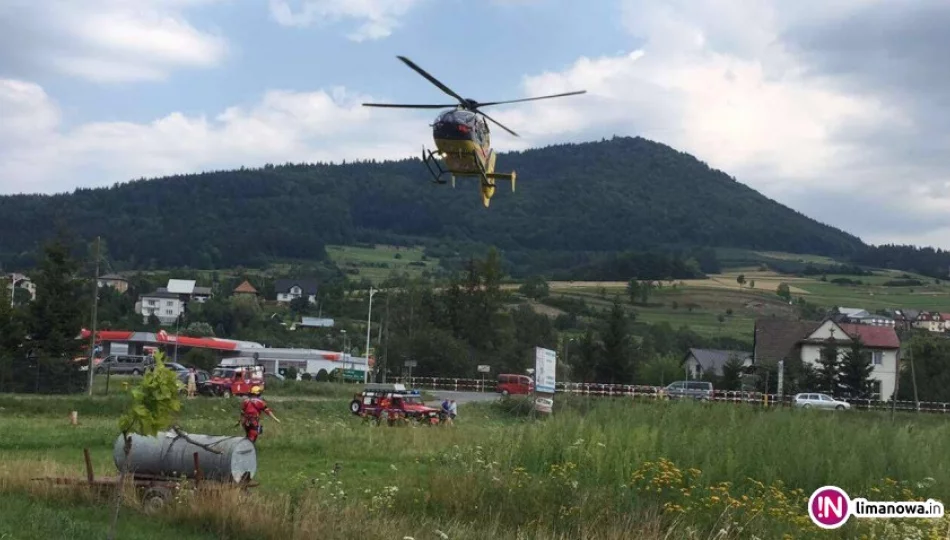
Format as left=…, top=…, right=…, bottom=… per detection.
left=186, top=367, right=197, bottom=398
left=239, top=386, right=280, bottom=444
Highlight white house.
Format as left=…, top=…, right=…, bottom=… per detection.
left=138, top=290, right=184, bottom=325
left=275, top=279, right=319, bottom=304
left=682, top=348, right=752, bottom=379
left=914, top=312, right=944, bottom=333
left=799, top=319, right=901, bottom=400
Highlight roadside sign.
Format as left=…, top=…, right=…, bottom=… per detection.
left=342, top=369, right=362, bottom=381
left=404, top=360, right=417, bottom=368
left=534, top=347, right=556, bottom=394
left=477, top=365, right=490, bottom=373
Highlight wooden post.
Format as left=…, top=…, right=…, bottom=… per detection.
left=193, top=452, right=202, bottom=486
left=83, top=448, right=94, bottom=483
left=70, top=411, right=78, bottom=425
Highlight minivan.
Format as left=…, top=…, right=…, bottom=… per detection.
left=496, top=374, right=534, bottom=396
left=662, top=380, right=714, bottom=401
left=94, top=354, right=154, bottom=375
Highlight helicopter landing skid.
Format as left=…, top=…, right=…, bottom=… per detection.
left=422, top=147, right=455, bottom=187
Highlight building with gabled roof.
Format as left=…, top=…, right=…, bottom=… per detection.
left=753, top=317, right=901, bottom=400
left=683, top=348, right=752, bottom=378
left=233, top=280, right=259, bottom=298
left=275, top=278, right=319, bottom=304
left=98, top=273, right=129, bottom=293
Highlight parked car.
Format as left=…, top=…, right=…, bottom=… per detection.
left=662, top=380, right=714, bottom=401
left=793, top=393, right=851, bottom=410
left=496, top=374, right=534, bottom=396
left=176, top=369, right=214, bottom=396
left=94, top=354, right=154, bottom=376
left=159, top=362, right=190, bottom=375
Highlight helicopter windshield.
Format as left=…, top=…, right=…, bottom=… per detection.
left=437, top=110, right=476, bottom=124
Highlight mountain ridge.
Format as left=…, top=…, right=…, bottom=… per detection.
left=0, top=135, right=912, bottom=275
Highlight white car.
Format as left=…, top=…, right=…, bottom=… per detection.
left=793, top=393, right=851, bottom=410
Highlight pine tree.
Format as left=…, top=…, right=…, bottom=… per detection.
left=839, top=336, right=874, bottom=398
left=571, top=326, right=600, bottom=383
left=816, top=337, right=840, bottom=395
left=720, top=355, right=745, bottom=390
left=25, top=234, right=86, bottom=393
left=597, top=297, right=633, bottom=384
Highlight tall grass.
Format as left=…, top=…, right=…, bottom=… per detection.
left=3, top=393, right=950, bottom=538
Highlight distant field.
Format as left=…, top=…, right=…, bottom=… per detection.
left=325, top=244, right=440, bottom=284
left=529, top=268, right=950, bottom=340
left=714, top=248, right=842, bottom=268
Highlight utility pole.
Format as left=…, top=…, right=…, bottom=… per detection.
left=86, top=236, right=101, bottom=396
left=364, top=286, right=376, bottom=384
left=383, top=293, right=390, bottom=383
left=777, top=359, right=785, bottom=403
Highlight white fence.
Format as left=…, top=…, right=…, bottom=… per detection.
left=391, top=376, right=946, bottom=414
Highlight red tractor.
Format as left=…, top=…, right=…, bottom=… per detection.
left=207, top=365, right=265, bottom=398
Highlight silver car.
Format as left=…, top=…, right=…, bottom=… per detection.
left=793, top=393, right=851, bottom=410
left=94, top=354, right=155, bottom=375
left=662, top=380, right=714, bottom=401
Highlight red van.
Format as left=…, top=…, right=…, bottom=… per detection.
left=496, top=374, right=534, bottom=396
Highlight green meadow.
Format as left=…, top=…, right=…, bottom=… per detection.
left=2, top=389, right=950, bottom=539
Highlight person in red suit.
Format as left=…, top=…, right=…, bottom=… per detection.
left=239, top=386, right=280, bottom=443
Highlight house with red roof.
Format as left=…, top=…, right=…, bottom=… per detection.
left=754, top=317, right=902, bottom=400
left=799, top=319, right=901, bottom=399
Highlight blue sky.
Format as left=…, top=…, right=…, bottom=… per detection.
left=1, top=0, right=949, bottom=249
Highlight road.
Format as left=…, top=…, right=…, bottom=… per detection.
left=424, top=389, right=500, bottom=405
left=265, top=390, right=500, bottom=405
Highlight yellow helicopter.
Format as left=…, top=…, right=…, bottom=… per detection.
left=363, top=56, right=586, bottom=207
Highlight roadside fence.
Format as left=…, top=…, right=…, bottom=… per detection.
left=391, top=376, right=941, bottom=414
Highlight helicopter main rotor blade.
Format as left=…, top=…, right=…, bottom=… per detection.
left=396, top=56, right=468, bottom=106
left=363, top=103, right=456, bottom=109
left=474, top=90, right=587, bottom=108
left=479, top=110, right=519, bottom=137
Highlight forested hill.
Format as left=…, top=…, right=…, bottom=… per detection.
left=0, top=136, right=866, bottom=270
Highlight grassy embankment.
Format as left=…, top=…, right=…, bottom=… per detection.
left=2, top=391, right=950, bottom=539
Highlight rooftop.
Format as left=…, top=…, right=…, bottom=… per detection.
left=234, top=280, right=258, bottom=294
left=166, top=279, right=196, bottom=294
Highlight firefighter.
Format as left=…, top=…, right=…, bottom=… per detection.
left=239, top=386, right=280, bottom=443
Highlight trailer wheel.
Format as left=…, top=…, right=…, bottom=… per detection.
left=142, top=487, right=172, bottom=514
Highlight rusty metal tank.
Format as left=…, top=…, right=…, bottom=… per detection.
left=113, top=431, right=257, bottom=482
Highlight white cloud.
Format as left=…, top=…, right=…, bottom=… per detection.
left=0, top=78, right=431, bottom=194
left=268, top=0, right=423, bottom=41
left=0, top=0, right=228, bottom=82
left=476, top=0, right=949, bottom=248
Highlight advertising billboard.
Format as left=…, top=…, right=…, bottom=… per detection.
left=534, top=346, right=557, bottom=394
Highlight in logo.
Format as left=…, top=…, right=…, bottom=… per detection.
left=808, top=485, right=851, bottom=529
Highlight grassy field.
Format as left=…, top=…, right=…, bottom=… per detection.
left=531, top=267, right=950, bottom=341
left=325, top=244, right=441, bottom=284
left=2, top=391, right=950, bottom=539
